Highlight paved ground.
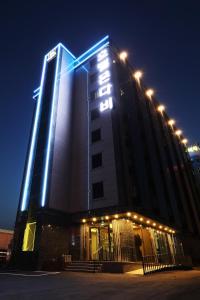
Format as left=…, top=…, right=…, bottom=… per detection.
left=0, top=270, right=200, bottom=300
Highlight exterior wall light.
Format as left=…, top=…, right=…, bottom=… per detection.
left=139, top=217, right=143, bottom=221
left=133, top=70, right=143, bottom=83
left=168, top=119, right=175, bottom=126
left=119, top=51, right=128, bottom=62
left=157, top=105, right=165, bottom=113
left=105, top=216, right=109, bottom=220
left=164, top=227, right=168, bottom=231
left=127, top=212, right=131, bottom=217
left=182, top=138, right=188, bottom=145
left=153, top=223, right=156, bottom=227
left=92, top=217, right=97, bottom=222
left=82, top=219, right=86, bottom=223
left=145, top=89, right=154, bottom=99
left=175, top=130, right=182, bottom=136
left=146, top=220, right=150, bottom=224
left=133, top=215, right=138, bottom=219
left=114, top=214, right=119, bottom=219
left=159, top=225, right=163, bottom=229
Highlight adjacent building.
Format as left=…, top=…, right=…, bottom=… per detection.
left=12, top=36, right=200, bottom=269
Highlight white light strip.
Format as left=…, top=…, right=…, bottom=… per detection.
left=20, top=55, right=48, bottom=211
left=41, top=45, right=61, bottom=207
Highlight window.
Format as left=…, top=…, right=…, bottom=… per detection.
left=22, top=222, right=36, bottom=251
left=90, top=57, right=96, bottom=68
left=91, top=108, right=100, bottom=121
left=91, top=129, right=101, bottom=143
left=92, top=153, right=102, bottom=169
left=90, top=90, right=98, bottom=101
left=90, top=73, right=98, bottom=84
left=92, top=182, right=104, bottom=199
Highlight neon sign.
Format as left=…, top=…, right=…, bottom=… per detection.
left=97, top=48, right=113, bottom=112
left=47, top=48, right=57, bottom=62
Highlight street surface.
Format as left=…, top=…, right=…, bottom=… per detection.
left=0, top=269, right=200, bottom=299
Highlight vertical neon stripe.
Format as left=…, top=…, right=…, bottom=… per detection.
left=20, top=56, right=47, bottom=211
left=41, top=45, right=61, bottom=207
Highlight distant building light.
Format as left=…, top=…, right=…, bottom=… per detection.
left=82, top=219, right=86, bottom=223
left=187, top=145, right=200, bottom=153
left=153, top=223, right=156, bottom=227
left=119, top=51, right=128, bottom=61
left=105, top=216, right=109, bottom=220
left=126, top=212, right=131, bottom=217
left=146, top=220, right=150, bottom=224
left=133, top=215, right=138, bottom=219
left=159, top=225, right=163, bottom=229
left=139, top=217, right=143, bottom=221
left=92, top=217, right=97, bottom=222
left=114, top=214, right=119, bottom=219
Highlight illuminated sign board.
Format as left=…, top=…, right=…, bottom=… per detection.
left=97, top=48, right=113, bottom=112
left=187, top=145, right=200, bottom=153
left=47, top=48, right=57, bottom=62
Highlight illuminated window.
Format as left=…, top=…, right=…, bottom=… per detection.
left=91, top=108, right=100, bottom=120
left=22, top=222, right=36, bottom=251
left=92, top=153, right=102, bottom=169
left=92, top=181, right=104, bottom=199
left=91, top=129, right=101, bottom=143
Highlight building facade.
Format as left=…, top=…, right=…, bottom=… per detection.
left=12, top=36, right=200, bottom=269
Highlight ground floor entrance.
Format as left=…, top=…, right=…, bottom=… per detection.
left=78, top=219, right=182, bottom=263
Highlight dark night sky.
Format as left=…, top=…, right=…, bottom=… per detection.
left=0, top=0, right=200, bottom=229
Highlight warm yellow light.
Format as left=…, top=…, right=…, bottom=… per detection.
left=82, top=219, right=86, bottom=223
left=114, top=214, right=119, bottom=219
left=172, top=230, right=176, bottom=234
left=126, top=212, right=131, bottom=217
left=139, top=217, right=143, bottom=221
left=159, top=225, right=163, bottom=229
left=164, top=227, right=168, bottom=231
left=146, top=89, right=154, bottom=98
left=92, top=217, right=97, bottom=222
left=119, top=51, right=128, bottom=61
left=175, top=130, right=182, bottom=136
left=146, top=220, right=150, bottom=224
left=182, top=138, right=188, bottom=145
left=105, top=216, right=109, bottom=220
left=133, top=70, right=143, bottom=82
left=157, top=105, right=165, bottom=113
left=153, top=223, right=156, bottom=227
left=133, top=215, right=138, bottom=219
left=168, top=119, right=175, bottom=126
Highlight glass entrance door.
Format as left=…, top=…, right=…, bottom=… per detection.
left=90, top=228, right=99, bottom=260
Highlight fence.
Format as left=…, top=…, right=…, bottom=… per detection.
left=142, top=253, right=192, bottom=275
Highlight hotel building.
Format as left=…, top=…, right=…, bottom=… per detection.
left=12, top=36, right=200, bottom=269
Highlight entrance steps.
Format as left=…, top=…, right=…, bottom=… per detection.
left=64, top=261, right=103, bottom=273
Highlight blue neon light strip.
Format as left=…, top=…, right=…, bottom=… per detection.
left=41, top=45, right=61, bottom=207
left=69, top=41, right=109, bottom=72
left=58, top=35, right=109, bottom=78
left=20, top=56, right=48, bottom=211
left=33, top=87, right=40, bottom=94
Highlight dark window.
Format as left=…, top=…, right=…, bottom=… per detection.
left=90, top=73, right=98, bottom=84
left=91, top=129, right=101, bottom=143
left=91, top=108, right=100, bottom=121
left=90, top=58, right=96, bottom=68
left=92, top=153, right=102, bottom=169
left=90, top=90, right=98, bottom=101
left=92, top=182, right=104, bottom=199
